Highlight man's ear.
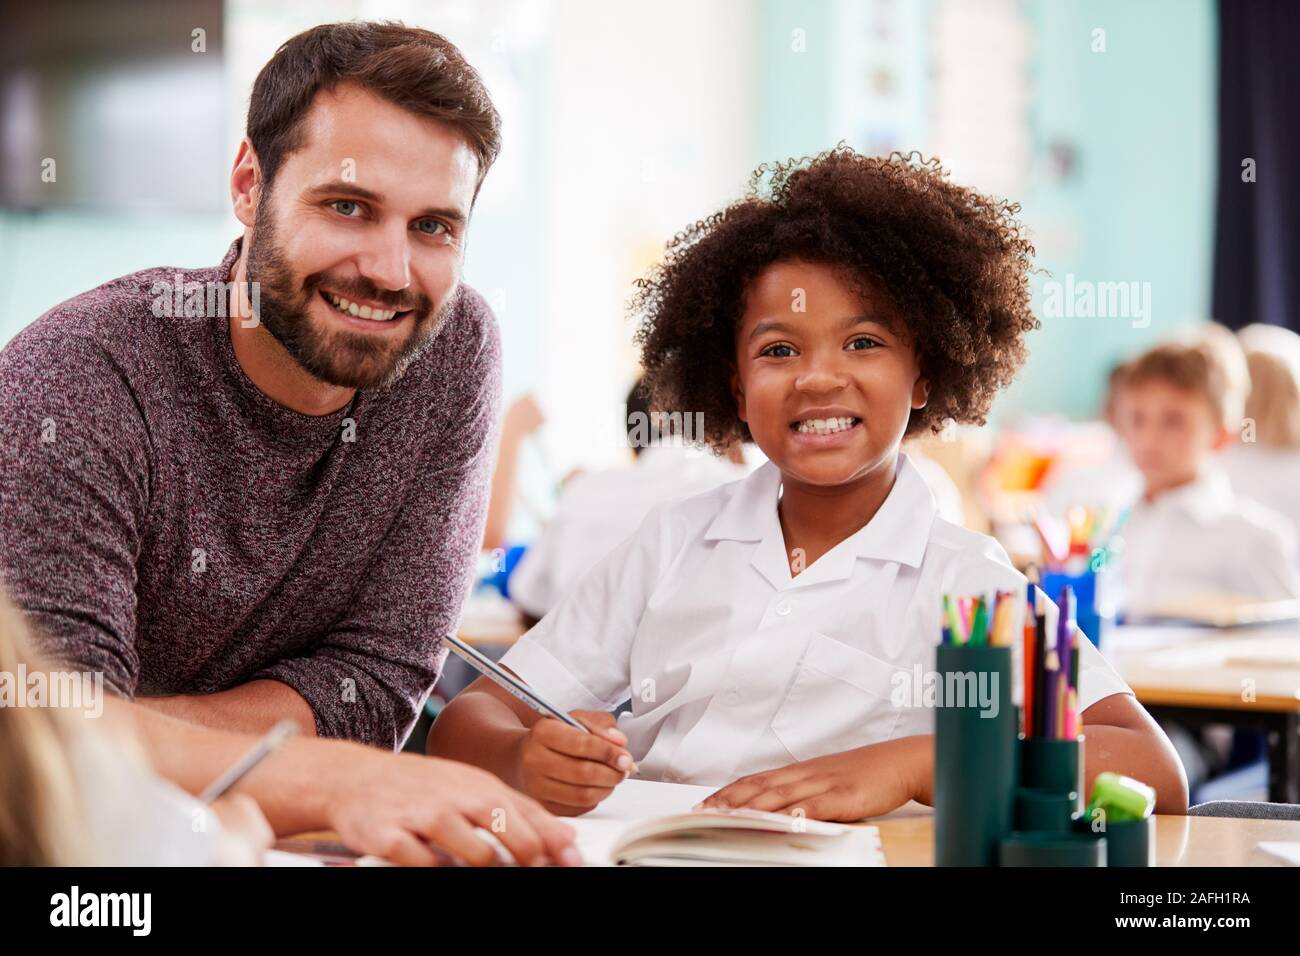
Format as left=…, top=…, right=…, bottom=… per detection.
left=230, top=138, right=263, bottom=229
left=729, top=364, right=747, bottom=424
left=912, top=375, right=931, bottom=410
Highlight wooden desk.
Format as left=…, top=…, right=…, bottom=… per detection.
left=1108, top=624, right=1300, bottom=802
left=455, top=592, right=527, bottom=648
left=869, top=809, right=1300, bottom=866
left=285, top=812, right=1300, bottom=866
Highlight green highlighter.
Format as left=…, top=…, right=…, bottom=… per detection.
left=1085, top=772, right=1156, bottom=823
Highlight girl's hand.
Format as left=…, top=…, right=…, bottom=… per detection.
left=513, top=710, right=636, bottom=816
left=209, top=793, right=275, bottom=866
left=698, top=736, right=928, bottom=822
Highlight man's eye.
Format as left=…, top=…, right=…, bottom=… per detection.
left=415, top=219, right=448, bottom=237
left=847, top=337, right=879, bottom=351
left=760, top=343, right=795, bottom=358
left=331, top=200, right=361, bottom=217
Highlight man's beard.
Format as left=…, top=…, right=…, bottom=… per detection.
left=244, top=199, right=453, bottom=390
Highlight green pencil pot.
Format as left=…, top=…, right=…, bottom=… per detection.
left=999, top=831, right=1107, bottom=867
left=1014, top=787, right=1077, bottom=834
left=934, top=644, right=1017, bottom=866
left=1075, top=812, right=1155, bottom=867
left=1019, top=736, right=1084, bottom=816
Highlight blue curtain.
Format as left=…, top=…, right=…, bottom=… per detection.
left=1212, top=0, right=1300, bottom=332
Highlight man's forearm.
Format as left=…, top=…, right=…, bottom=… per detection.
left=109, top=696, right=347, bottom=835
left=137, top=678, right=317, bottom=737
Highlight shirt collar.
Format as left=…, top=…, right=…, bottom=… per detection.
left=1142, top=467, right=1235, bottom=524
left=704, top=454, right=937, bottom=585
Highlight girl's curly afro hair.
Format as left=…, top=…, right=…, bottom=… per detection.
left=631, top=146, right=1038, bottom=454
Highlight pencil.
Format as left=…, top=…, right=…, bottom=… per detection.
left=444, top=633, right=591, bottom=733
left=1034, top=586, right=1048, bottom=738
left=970, top=597, right=988, bottom=645
left=200, top=719, right=298, bottom=803
left=1024, top=587, right=1036, bottom=737
left=944, top=594, right=963, bottom=644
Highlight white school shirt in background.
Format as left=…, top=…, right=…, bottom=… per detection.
left=1218, top=444, right=1300, bottom=559
left=1116, top=467, right=1300, bottom=614
left=501, top=454, right=1131, bottom=787
left=508, top=444, right=755, bottom=619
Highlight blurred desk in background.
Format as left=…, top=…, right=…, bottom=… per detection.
left=1109, top=624, right=1300, bottom=802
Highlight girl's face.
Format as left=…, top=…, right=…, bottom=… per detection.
left=731, top=259, right=929, bottom=489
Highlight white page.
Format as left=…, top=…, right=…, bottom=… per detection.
left=569, top=778, right=716, bottom=864
left=581, top=777, right=717, bottom=822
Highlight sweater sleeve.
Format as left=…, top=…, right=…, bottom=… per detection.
left=0, top=328, right=152, bottom=696
left=253, top=298, right=503, bottom=749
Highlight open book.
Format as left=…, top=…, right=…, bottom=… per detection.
left=569, top=778, right=885, bottom=866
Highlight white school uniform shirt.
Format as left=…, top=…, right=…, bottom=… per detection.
left=1218, top=445, right=1300, bottom=557
left=508, top=444, right=755, bottom=619
left=501, top=454, right=1131, bottom=786
left=1116, top=468, right=1300, bottom=614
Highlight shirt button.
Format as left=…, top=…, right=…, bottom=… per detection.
left=775, top=600, right=792, bottom=616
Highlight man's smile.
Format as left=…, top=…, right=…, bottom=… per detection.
left=318, top=289, right=412, bottom=329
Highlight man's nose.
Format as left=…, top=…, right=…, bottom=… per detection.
left=358, top=223, right=412, bottom=293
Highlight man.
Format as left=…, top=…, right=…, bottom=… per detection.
left=0, top=22, right=582, bottom=866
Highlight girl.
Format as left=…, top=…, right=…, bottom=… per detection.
left=0, top=587, right=272, bottom=865
left=428, top=148, right=1187, bottom=820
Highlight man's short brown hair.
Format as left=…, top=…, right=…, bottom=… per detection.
left=246, top=21, right=501, bottom=194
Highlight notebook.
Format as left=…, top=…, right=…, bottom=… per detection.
left=568, top=778, right=885, bottom=867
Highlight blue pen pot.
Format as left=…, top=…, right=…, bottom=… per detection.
left=1042, top=563, right=1113, bottom=651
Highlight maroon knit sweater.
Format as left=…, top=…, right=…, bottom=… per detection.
left=0, top=239, right=501, bottom=749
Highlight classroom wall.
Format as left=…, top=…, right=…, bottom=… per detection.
left=1010, top=0, right=1218, bottom=421
left=0, top=0, right=555, bottom=410
left=755, top=0, right=1218, bottom=423
left=0, top=0, right=1218, bottom=434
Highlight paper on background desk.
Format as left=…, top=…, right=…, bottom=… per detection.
left=1258, top=842, right=1300, bottom=866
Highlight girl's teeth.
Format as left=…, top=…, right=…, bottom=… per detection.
left=796, top=417, right=857, bottom=435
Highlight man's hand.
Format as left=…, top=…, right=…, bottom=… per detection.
left=513, top=710, right=636, bottom=816
left=327, top=748, right=584, bottom=866
left=698, top=736, right=929, bottom=822
left=113, top=695, right=584, bottom=866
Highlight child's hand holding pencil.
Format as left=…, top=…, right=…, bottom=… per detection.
left=514, top=710, right=638, bottom=816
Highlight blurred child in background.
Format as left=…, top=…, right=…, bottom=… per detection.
left=1218, top=323, right=1300, bottom=550
left=508, top=379, right=756, bottom=622
left=1115, top=330, right=1300, bottom=616
left=1042, top=360, right=1143, bottom=515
